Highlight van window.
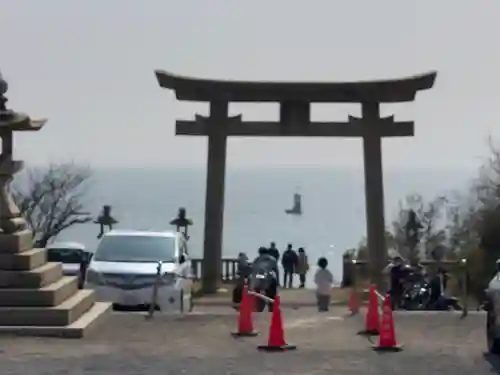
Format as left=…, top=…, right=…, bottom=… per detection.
left=93, top=235, right=176, bottom=263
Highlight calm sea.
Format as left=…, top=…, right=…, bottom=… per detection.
left=51, top=167, right=473, bottom=285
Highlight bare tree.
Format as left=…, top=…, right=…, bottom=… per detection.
left=351, top=137, right=500, bottom=300
left=444, top=189, right=480, bottom=257
left=470, top=137, right=500, bottom=255
left=390, top=193, right=448, bottom=260
left=12, top=163, right=93, bottom=247
left=450, top=137, right=500, bottom=299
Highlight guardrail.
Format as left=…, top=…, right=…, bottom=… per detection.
left=190, top=258, right=239, bottom=282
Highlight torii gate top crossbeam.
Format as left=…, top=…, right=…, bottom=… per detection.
left=155, top=70, right=436, bottom=103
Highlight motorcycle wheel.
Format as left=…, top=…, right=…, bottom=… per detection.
left=255, top=290, right=266, bottom=312
left=266, top=285, right=277, bottom=313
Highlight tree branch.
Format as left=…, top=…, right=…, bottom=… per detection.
left=12, top=162, right=92, bottom=247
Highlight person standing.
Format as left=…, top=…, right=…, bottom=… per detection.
left=282, top=244, right=298, bottom=288
left=268, top=242, right=280, bottom=286
left=384, top=256, right=405, bottom=310
left=236, top=252, right=250, bottom=279
left=297, top=247, right=309, bottom=288
left=268, top=242, right=280, bottom=261
left=232, top=252, right=250, bottom=306
left=314, top=257, right=333, bottom=312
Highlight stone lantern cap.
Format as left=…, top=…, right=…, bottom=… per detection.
left=0, top=70, right=8, bottom=113
left=0, top=70, right=7, bottom=96
left=0, top=70, right=47, bottom=131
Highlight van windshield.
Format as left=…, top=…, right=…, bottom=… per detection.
left=93, top=235, right=176, bottom=263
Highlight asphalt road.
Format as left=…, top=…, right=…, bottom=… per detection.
left=0, top=307, right=497, bottom=375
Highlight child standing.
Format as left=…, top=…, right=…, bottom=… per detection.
left=314, top=257, right=333, bottom=312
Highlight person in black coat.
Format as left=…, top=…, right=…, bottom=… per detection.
left=268, top=242, right=280, bottom=261
left=388, top=256, right=405, bottom=310
left=281, top=244, right=299, bottom=288
left=268, top=242, right=280, bottom=284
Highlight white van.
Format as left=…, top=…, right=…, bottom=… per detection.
left=85, top=230, right=193, bottom=313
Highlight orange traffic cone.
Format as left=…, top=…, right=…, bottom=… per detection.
left=348, top=288, right=360, bottom=315
left=372, top=294, right=403, bottom=352
left=232, top=285, right=258, bottom=337
left=357, top=284, right=380, bottom=336
left=257, top=295, right=297, bottom=352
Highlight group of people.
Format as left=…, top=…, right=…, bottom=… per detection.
left=238, top=242, right=310, bottom=288
left=236, top=243, right=335, bottom=312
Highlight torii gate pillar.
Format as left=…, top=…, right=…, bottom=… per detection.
left=202, top=101, right=228, bottom=292
left=360, top=102, right=387, bottom=290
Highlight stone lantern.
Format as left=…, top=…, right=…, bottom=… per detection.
left=0, top=71, right=110, bottom=337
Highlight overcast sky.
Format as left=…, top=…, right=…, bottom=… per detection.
left=0, top=0, right=498, bottom=170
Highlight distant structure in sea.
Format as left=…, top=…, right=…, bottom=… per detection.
left=285, top=193, right=302, bottom=216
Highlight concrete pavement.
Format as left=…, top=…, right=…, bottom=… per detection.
left=0, top=306, right=496, bottom=375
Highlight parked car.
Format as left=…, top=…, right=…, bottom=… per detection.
left=46, top=241, right=91, bottom=275
left=85, top=230, right=193, bottom=313
left=46, top=242, right=91, bottom=289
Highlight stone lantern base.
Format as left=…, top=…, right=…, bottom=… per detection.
left=0, top=229, right=111, bottom=338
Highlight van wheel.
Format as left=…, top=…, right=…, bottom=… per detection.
left=255, top=297, right=266, bottom=312
left=180, top=289, right=184, bottom=313
left=187, top=288, right=194, bottom=312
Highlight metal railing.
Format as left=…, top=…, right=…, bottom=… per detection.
left=190, top=258, right=239, bottom=282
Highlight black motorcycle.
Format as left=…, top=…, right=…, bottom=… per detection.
left=249, top=269, right=278, bottom=312
left=232, top=267, right=277, bottom=312
left=400, top=279, right=431, bottom=310
left=400, top=276, right=462, bottom=311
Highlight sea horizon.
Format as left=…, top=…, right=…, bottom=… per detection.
left=30, top=165, right=478, bottom=286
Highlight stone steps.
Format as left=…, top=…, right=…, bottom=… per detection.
left=0, top=262, right=63, bottom=288
left=0, top=301, right=112, bottom=338
left=0, top=229, right=34, bottom=253
left=0, top=276, right=78, bottom=307
left=0, top=230, right=109, bottom=336
left=0, top=289, right=96, bottom=326
left=0, top=248, right=46, bottom=270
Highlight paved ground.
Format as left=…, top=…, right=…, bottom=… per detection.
left=195, top=287, right=350, bottom=306
left=0, top=306, right=497, bottom=374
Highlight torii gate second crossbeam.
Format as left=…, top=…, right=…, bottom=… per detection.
left=155, top=70, right=437, bottom=293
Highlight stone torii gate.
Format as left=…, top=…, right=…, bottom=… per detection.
left=155, top=70, right=437, bottom=293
